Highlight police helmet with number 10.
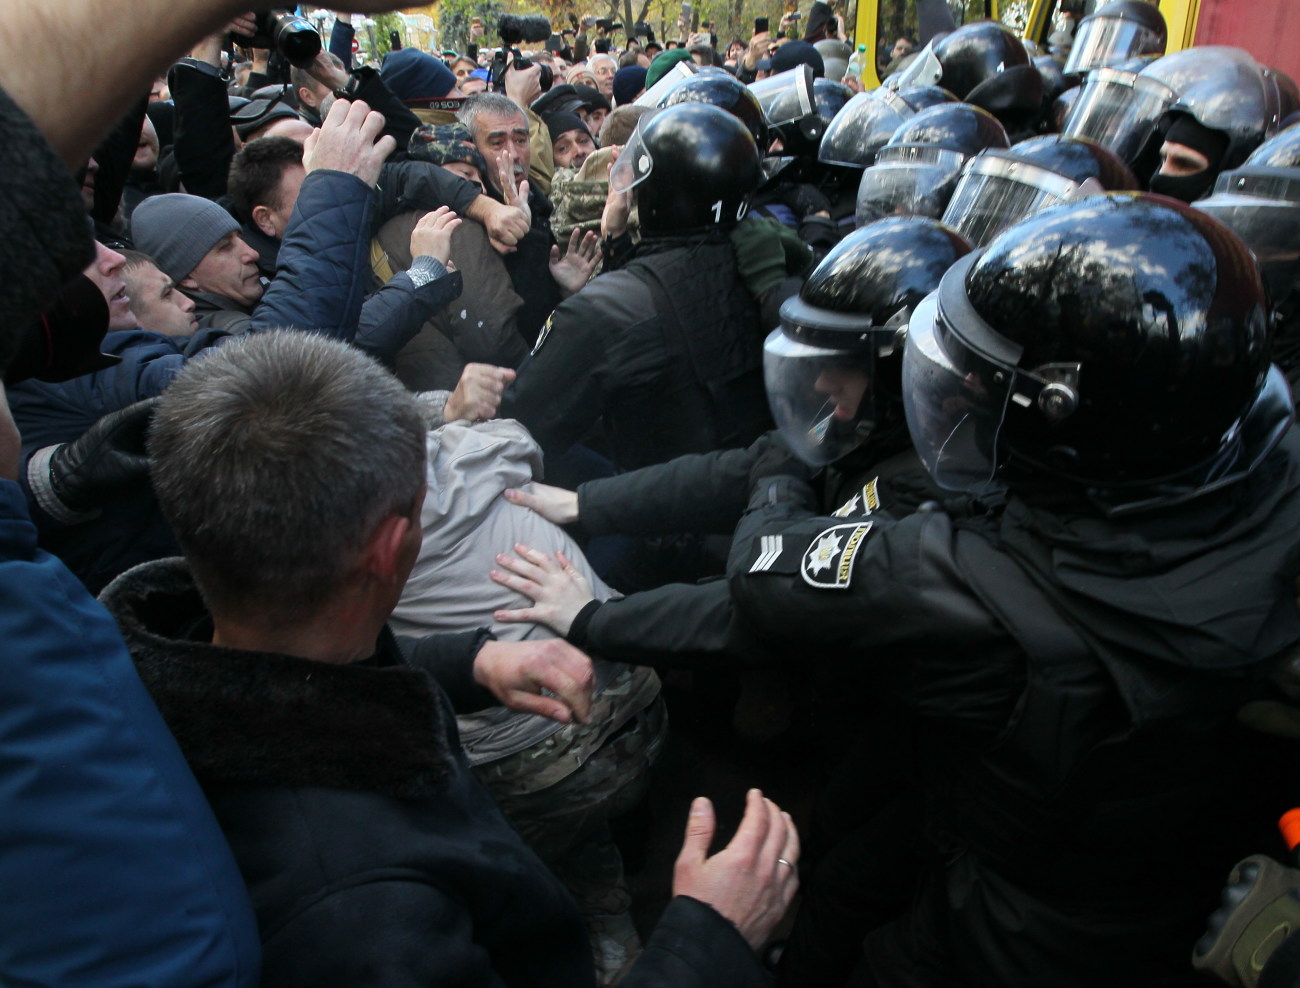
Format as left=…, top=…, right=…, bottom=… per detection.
left=609, top=102, right=762, bottom=235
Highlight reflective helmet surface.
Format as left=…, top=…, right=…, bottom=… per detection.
left=926, top=21, right=1044, bottom=133
left=766, top=216, right=972, bottom=465
left=659, top=71, right=768, bottom=147
left=941, top=134, right=1137, bottom=245
left=1062, top=0, right=1167, bottom=79
left=932, top=22, right=1030, bottom=100
left=610, top=103, right=762, bottom=235
left=1238, top=124, right=1300, bottom=172
left=903, top=193, right=1272, bottom=492
left=1208, top=127, right=1300, bottom=208
left=856, top=103, right=1009, bottom=226
left=1141, top=46, right=1285, bottom=171
left=1197, top=126, right=1300, bottom=307
left=818, top=86, right=955, bottom=168
left=888, top=101, right=1011, bottom=158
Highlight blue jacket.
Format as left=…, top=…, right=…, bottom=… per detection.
left=10, top=169, right=460, bottom=591
left=0, top=479, right=261, bottom=986
left=192, top=167, right=460, bottom=369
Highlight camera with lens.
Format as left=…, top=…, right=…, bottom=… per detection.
left=492, top=15, right=555, bottom=94
left=231, top=10, right=322, bottom=68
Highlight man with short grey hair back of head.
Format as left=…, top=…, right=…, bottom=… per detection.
left=148, top=331, right=428, bottom=625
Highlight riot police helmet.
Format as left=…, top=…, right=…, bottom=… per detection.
left=903, top=193, right=1279, bottom=499
left=1062, top=1, right=1167, bottom=81
left=610, top=102, right=762, bottom=236
left=1066, top=46, right=1285, bottom=180
left=750, top=66, right=820, bottom=155
left=759, top=72, right=853, bottom=159
left=818, top=85, right=955, bottom=169
left=895, top=21, right=1043, bottom=135
left=941, top=134, right=1137, bottom=245
left=855, top=102, right=1009, bottom=226
left=765, top=216, right=972, bottom=465
left=657, top=71, right=768, bottom=148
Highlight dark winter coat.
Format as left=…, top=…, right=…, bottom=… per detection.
left=101, top=557, right=772, bottom=988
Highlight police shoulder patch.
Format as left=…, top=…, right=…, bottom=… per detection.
left=801, top=522, right=872, bottom=590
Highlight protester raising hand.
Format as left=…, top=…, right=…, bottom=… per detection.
left=495, top=147, right=532, bottom=226
left=549, top=228, right=600, bottom=297
left=409, top=206, right=461, bottom=267
left=302, top=98, right=396, bottom=187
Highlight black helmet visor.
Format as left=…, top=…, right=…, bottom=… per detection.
left=764, top=294, right=899, bottom=465
left=903, top=254, right=1074, bottom=493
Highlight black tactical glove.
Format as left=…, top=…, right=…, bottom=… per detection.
left=31, top=399, right=157, bottom=522
left=783, top=182, right=833, bottom=219
left=1193, top=853, right=1300, bottom=987
left=749, top=431, right=813, bottom=489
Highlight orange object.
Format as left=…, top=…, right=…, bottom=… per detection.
left=1278, top=808, right=1300, bottom=853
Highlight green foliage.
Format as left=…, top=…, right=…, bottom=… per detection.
left=371, top=12, right=406, bottom=58
left=440, top=0, right=508, bottom=56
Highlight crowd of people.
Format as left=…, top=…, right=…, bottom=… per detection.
left=5, top=0, right=1300, bottom=985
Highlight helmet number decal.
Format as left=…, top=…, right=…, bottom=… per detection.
left=710, top=199, right=748, bottom=223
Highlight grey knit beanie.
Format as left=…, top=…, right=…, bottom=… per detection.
left=131, top=194, right=240, bottom=282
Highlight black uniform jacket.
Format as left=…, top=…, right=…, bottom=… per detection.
left=501, top=235, right=771, bottom=472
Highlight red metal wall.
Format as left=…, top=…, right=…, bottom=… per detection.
left=1194, top=0, right=1300, bottom=84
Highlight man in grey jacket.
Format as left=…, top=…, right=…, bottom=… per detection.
left=390, top=415, right=665, bottom=983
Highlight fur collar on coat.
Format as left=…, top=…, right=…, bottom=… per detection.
left=100, top=557, right=452, bottom=799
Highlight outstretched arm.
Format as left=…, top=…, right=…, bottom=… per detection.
left=0, top=0, right=408, bottom=167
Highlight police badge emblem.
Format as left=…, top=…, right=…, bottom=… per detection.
left=801, top=522, right=872, bottom=589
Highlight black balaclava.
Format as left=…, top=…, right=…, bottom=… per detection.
left=1148, top=112, right=1230, bottom=202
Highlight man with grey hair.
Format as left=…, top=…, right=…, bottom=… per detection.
left=458, top=91, right=599, bottom=345
left=101, top=329, right=798, bottom=986
left=588, top=53, right=618, bottom=98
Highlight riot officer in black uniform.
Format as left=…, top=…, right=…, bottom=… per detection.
left=500, top=102, right=769, bottom=473
left=747, top=68, right=856, bottom=248
left=495, top=214, right=971, bottom=649
left=724, top=193, right=1300, bottom=986
left=1065, top=44, right=1292, bottom=196
left=495, top=193, right=1300, bottom=986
